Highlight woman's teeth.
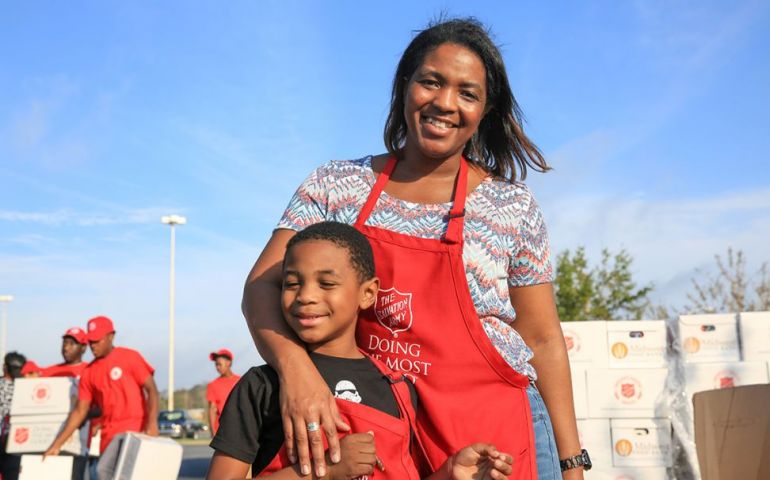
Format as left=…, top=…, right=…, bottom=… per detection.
left=424, top=117, right=454, bottom=128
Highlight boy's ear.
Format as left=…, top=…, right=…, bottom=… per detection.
left=359, top=277, right=380, bottom=310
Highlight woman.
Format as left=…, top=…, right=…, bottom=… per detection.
left=243, top=18, right=585, bottom=480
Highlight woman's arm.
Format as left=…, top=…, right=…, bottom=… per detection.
left=242, top=228, right=348, bottom=478
left=510, top=283, right=584, bottom=480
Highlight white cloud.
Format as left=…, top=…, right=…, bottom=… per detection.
left=0, top=207, right=177, bottom=227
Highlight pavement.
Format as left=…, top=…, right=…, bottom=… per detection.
left=179, top=440, right=214, bottom=479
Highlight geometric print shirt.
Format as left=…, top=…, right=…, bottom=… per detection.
left=277, top=156, right=553, bottom=380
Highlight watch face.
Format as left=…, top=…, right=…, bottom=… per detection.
left=582, top=450, right=592, bottom=470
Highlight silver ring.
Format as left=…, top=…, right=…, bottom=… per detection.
left=306, top=422, right=320, bottom=432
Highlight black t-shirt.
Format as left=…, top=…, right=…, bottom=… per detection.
left=210, top=352, right=418, bottom=474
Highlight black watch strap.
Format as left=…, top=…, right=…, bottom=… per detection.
left=559, top=449, right=592, bottom=471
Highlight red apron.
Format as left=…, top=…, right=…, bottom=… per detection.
left=355, top=156, right=536, bottom=479
left=259, top=354, right=422, bottom=479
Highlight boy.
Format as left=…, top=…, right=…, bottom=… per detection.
left=41, top=327, right=89, bottom=378
left=207, top=348, right=240, bottom=434
left=207, top=222, right=512, bottom=480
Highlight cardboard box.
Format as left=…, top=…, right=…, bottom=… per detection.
left=577, top=419, right=612, bottom=470
left=694, top=384, right=770, bottom=480
left=6, top=414, right=87, bottom=455
left=684, top=362, right=769, bottom=404
left=610, top=418, right=672, bottom=467
left=98, top=432, right=183, bottom=480
left=572, top=366, right=589, bottom=419
left=739, top=311, right=770, bottom=362
left=587, top=368, right=669, bottom=418
left=19, top=454, right=73, bottom=480
left=607, top=321, right=667, bottom=369
left=585, top=467, right=668, bottom=480
left=678, top=314, right=739, bottom=363
left=10, top=377, right=77, bottom=416
left=562, top=321, right=609, bottom=367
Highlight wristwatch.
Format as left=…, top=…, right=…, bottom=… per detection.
left=559, top=449, right=592, bottom=471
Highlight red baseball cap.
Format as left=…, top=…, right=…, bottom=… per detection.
left=209, top=348, right=233, bottom=361
left=63, top=326, right=88, bottom=345
left=21, top=361, right=42, bottom=376
left=86, top=316, right=115, bottom=342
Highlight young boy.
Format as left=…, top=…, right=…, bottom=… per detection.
left=207, top=222, right=513, bottom=480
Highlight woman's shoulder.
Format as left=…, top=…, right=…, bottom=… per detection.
left=474, top=175, right=539, bottom=212
left=309, top=155, right=375, bottom=182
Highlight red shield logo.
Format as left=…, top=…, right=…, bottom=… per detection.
left=614, top=376, right=642, bottom=404
left=564, top=335, right=574, bottom=351
left=32, top=384, right=51, bottom=403
left=621, top=383, right=636, bottom=399
left=719, top=377, right=735, bottom=388
left=714, top=370, right=738, bottom=389
left=374, top=287, right=413, bottom=338
left=14, top=427, right=29, bottom=444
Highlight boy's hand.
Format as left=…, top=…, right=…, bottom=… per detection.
left=326, top=432, right=377, bottom=480
left=451, top=443, right=513, bottom=480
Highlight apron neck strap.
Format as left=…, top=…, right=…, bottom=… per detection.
left=355, top=156, right=468, bottom=245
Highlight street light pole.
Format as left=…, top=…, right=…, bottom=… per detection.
left=161, top=215, right=186, bottom=411
left=0, top=295, right=13, bottom=361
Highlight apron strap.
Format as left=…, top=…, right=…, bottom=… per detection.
left=355, top=156, right=468, bottom=245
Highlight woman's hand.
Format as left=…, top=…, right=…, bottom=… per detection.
left=450, top=443, right=513, bottom=480
left=326, top=432, right=378, bottom=480
left=280, top=356, right=350, bottom=478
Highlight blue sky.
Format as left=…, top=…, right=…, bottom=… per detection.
left=2, top=1, right=769, bottom=388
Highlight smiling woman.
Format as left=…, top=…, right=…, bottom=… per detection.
left=242, top=17, right=584, bottom=480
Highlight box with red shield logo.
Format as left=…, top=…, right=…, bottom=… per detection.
left=683, top=361, right=769, bottom=405
left=561, top=321, right=609, bottom=367
left=5, top=414, right=87, bottom=454
left=586, top=368, right=669, bottom=418
left=10, top=377, right=77, bottom=416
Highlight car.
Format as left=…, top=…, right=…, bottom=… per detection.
left=158, top=409, right=209, bottom=439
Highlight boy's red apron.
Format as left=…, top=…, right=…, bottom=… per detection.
left=355, top=156, right=536, bottom=479
left=258, top=354, right=421, bottom=479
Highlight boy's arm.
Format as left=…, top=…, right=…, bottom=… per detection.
left=208, top=401, right=218, bottom=431
left=426, top=444, right=513, bottom=480
left=207, top=433, right=377, bottom=480
left=142, top=375, right=159, bottom=436
left=43, top=399, right=91, bottom=457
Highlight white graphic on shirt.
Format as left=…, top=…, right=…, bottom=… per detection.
left=110, top=367, right=123, bottom=380
left=374, top=287, right=413, bottom=338
left=334, top=380, right=362, bottom=404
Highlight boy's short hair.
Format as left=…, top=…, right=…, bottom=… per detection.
left=4, top=351, right=27, bottom=379
left=286, top=222, right=375, bottom=281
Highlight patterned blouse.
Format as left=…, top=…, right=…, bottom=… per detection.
left=277, top=156, right=553, bottom=380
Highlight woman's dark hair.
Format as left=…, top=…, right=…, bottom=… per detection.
left=285, top=222, right=375, bottom=281
left=384, top=17, right=550, bottom=181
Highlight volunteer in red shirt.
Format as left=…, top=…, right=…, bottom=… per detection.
left=206, top=348, right=240, bottom=434
left=20, top=361, right=42, bottom=377
left=41, top=327, right=88, bottom=378
left=43, top=316, right=160, bottom=457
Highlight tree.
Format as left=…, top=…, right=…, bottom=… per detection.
left=554, top=247, right=653, bottom=321
left=683, top=247, right=770, bottom=313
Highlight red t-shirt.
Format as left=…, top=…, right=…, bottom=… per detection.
left=41, top=362, right=87, bottom=378
left=79, top=347, right=154, bottom=452
left=206, top=374, right=240, bottom=433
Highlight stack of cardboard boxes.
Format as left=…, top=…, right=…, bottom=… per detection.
left=563, top=320, right=671, bottom=480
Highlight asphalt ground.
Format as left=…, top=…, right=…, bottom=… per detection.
left=179, top=439, right=214, bottom=480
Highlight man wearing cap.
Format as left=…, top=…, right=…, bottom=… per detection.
left=41, top=327, right=88, bottom=378
left=44, top=316, right=159, bottom=457
left=206, top=348, right=240, bottom=434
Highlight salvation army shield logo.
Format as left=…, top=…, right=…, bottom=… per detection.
left=14, top=427, right=30, bottom=445
left=562, top=330, right=581, bottom=354
left=714, top=370, right=737, bottom=389
left=614, top=376, right=642, bottom=404
left=374, top=287, right=413, bottom=338
left=31, top=384, right=51, bottom=403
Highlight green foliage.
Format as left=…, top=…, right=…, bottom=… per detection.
left=554, top=247, right=653, bottom=321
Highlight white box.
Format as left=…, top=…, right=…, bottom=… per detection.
left=100, top=432, right=183, bottom=480
left=607, top=321, right=667, bottom=369
left=572, top=366, right=589, bottom=419
left=684, top=361, right=769, bottom=404
left=10, top=377, right=77, bottom=416
left=587, top=368, right=669, bottom=418
left=610, top=418, right=672, bottom=467
left=6, top=414, right=87, bottom=455
left=562, top=321, right=609, bottom=367
left=19, top=454, right=73, bottom=480
left=739, top=311, right=770, bottom=361
left=678, top=314, right=739, bottom=363
left=577, top=419, right=612, bottom=469
left=585, top=467, right=668, bottom=480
